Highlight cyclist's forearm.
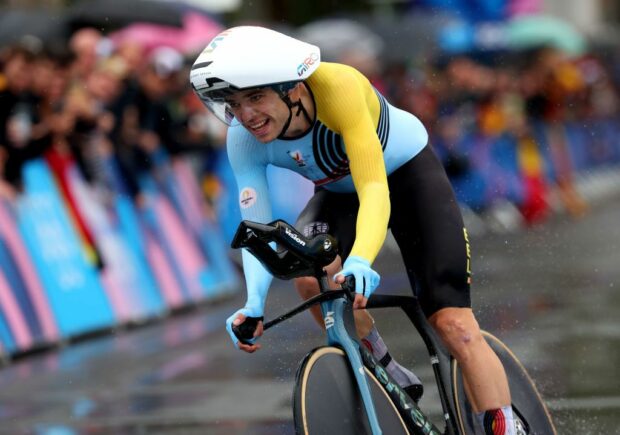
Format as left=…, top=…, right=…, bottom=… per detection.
left=349, top=181, right=390, bottom=263
left=242, top=248, right=273, bottom=313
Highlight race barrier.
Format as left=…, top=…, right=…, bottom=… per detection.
left=434, top=115, right=620, bottom=221
left=1, top=114, right=617, bottom=356
left=0, top=153, right=239, bottom=357
left=16, top=159, right=116, bottom=339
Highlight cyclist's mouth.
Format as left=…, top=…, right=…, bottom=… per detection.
left=248, top=119, right=270, bottom=136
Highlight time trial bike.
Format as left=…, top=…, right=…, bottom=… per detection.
left=231, top=219, right=557, bottom=435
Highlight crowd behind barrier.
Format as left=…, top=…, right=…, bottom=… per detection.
left=1, top=19, right=620, bottom=358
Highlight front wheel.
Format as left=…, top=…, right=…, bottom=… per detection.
left=451, top=331, right=557, bottom=434
left=293, top=346, right=411, bottom=435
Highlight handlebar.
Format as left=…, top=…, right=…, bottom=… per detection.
left=231, top=219, right=338, bottom=280
left=230, top=219, right=349, bottom=344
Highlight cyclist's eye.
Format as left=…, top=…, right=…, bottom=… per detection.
left=249, top=94, right=263, bottom=103
left=227, top=101, right=240, bottom=109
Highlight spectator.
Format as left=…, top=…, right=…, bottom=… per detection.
left=69, top=27, right=104, bottom=82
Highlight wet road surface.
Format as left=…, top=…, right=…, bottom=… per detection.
left=1, top=197, right=619, bottom=434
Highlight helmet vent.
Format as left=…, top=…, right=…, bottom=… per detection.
left=191, top=61, right=213, bottom=70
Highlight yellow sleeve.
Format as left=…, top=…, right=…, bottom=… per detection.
left=310, top=64, right=390, bottom=264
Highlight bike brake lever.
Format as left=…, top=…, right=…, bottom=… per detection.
left=341, top=275, right=356, bottom=302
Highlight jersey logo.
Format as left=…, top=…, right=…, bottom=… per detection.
left=303, top=221, right=329, bottom=238
left=239, top=187, right=257, bottom=209
left=288, top=150, right=307, bottom=167
left=297, top=52, right=319, bottom=77
left=324, top=311, right=335, bottom=329
left=202, top=29, right=233, bottom=54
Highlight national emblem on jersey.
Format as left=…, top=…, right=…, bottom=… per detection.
left=288, top=150, right=307, bottom=167
left=239, top=187, right=257, bottom=209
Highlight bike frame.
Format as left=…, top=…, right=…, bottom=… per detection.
left=230, top=219, right=461, bottom=435
left=264, top=271, right=460, bottom=435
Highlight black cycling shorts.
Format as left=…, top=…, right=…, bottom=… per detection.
left=295, top=145, right=471, bottom=317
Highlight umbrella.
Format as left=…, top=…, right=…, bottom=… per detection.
left=506, top=14, right=587, bottom=56
left=68, top=0, right=184, bottom=33
left=150, top=0, right=242, bottom=14
left=296, top=18, right=384, bottom=63
left=360, top=11, right=466, bottom=63
left=108, top=11, right=223, bottom=54
left=0, top=8, right=71, bottom=47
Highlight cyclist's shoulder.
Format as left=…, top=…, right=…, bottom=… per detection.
left=308, top=62, right=369, bottom=94
left=308, top=62, right=375, bottom=127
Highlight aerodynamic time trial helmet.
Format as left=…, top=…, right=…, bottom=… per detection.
left=190, top=26, right=321, bottom=125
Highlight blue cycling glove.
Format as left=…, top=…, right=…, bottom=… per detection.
left=334, top=255, right=381, bottom=298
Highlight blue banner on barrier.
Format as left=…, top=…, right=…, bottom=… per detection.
left=0, top=237, right=43, bottom=341
left=0, top=306, right=16, bottom=354
left=16, top=160, right=115, bottom=338
left=112, top=195, right=167, bottom=315
left=67, top=168, right=165, bottom=322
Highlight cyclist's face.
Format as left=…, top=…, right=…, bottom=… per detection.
left=225, top=88, right=288, bottom=143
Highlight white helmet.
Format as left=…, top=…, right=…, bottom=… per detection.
left=190, top=26, right=321, bottom=125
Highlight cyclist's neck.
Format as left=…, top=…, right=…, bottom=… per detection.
left=281, top=82, right=315, bottom=139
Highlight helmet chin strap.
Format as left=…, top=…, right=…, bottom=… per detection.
left=278, top=91, right=312, bottom=139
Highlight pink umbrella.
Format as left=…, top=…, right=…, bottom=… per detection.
left=109, top=12, right=222, bottom=54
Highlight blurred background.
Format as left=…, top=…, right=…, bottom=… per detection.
left=0, top=0, right=619, bottom=434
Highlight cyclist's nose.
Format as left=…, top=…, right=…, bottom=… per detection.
left=237, top=104, right=257, bottom=122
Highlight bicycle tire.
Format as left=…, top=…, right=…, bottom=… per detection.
left=293, top=346, right=411, bottom=435
left=451, top=331, right=557, bottom=435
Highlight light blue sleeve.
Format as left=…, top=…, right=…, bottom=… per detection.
left=227, top=125, right=274, bottom=315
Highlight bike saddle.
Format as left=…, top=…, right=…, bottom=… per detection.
left=231, top=219, right=338, bottom=280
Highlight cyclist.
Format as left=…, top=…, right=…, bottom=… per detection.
left=191, top=26, right=516, bottom=434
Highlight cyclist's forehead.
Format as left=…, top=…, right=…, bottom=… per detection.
left=225, top=87, right=272, bottom=103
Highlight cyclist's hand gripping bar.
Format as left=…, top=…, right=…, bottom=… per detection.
left=231, top=315, right=263, bottom=345
left=230, top=220, right=340, bottom=344
left=231, top=219, right=338, bottom=280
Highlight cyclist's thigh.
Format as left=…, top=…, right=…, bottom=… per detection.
left=388, top=145, right=471, bottom=317
left=295, top=188, right=358, bottom=260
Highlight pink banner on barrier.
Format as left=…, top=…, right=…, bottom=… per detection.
left=0, top=269, right=33, bottom=350
left=145, top=232, right=184, bottom=309
left=507, top=0, right=542, bottom=16
left=153, top=195, right=207, bottom=301
left=171, top=159, right=206, bottom=231
left=98, top=271, right=132, bottom=322
left=0, top=201, right=58, bottom=341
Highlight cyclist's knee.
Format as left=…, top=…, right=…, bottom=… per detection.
left=295, top=277, right=319, bottom=300
left=324, top=256, right=342, bottom=281
left=295, top=256, right=341, bottom=300
left=430, top=308, right=483, bottom=364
